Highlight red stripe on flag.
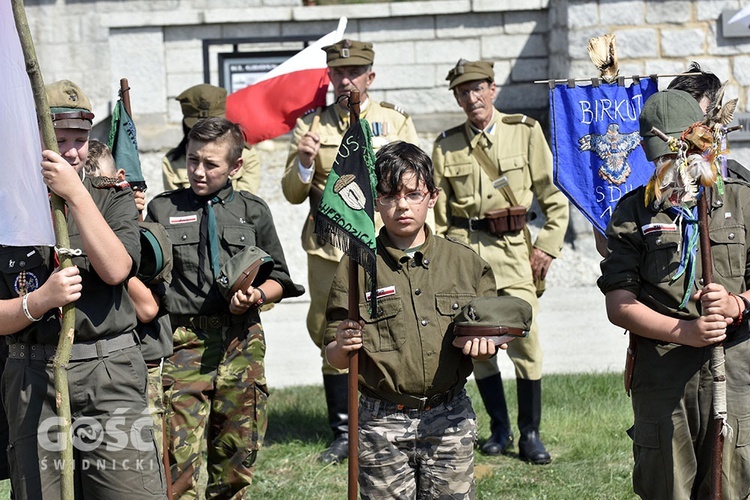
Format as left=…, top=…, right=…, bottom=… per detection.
left=226, top=68, right=330, bottom=145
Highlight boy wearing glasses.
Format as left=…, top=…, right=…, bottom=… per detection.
left=432, top=59, right=569, bottom=464
left=325, top=141, right=504, bottom=498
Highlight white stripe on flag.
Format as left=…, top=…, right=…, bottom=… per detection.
left=0, top=0, right=55, bottom=247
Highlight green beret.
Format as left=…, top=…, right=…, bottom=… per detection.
left=45, top=80, right=94, bottom=130
left=323, top=39, right=374, bottom=68
left=639, top=89, right=703, bottom=162
left=451, top=296, right=531, bottom=348
left=216, top=246, right=275, bottom=302
left=446, top=59, right=495, bottom=90
left=176, top=84, right=227, bottom=129
left=137, top=222, right=173, bottom=285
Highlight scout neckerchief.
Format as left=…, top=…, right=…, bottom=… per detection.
left=667, top=192, right=701, bottom=310
left=198, top=185, right=233, bottom=287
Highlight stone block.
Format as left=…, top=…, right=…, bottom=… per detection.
left=482, top=33, right=548, bottom=60
left=391, top=0, right=471, bottom=17
left=376, top=41, right=418, bottom=65
left=292, top=4, right=389, bottom=22
left=696, top=0, right=741, bottom=22
left=359, top=17, right=436, bottom=42
left=733, top=55, right=750, bottom=85
left=110, top=29, right=168, bottom=114
left=646, top=1, right=692, bottom=24
left=221, top=22, right=282, bottom=39
left=568, top=1, right=599, bottom=29
left=709, top=23, right=750, bottom=56
left=384, top=87, right=456, bottom=115
left=613, top=28, right=658, bottom=58
left=510, top=58, right=549, bottom=82
left=496, top=82, right=548, bottom=113
left=601, top=0, right=644, bottom=26
left=504, top=10, right=549, bottom=34
left=473, top=0, right=548, bottom=13
left=206, top=8, right=290, bottom=24
left=661, top=29, right=706, bottom=58
left=565, top=28, right=603, bottom=60
left=282, top=19, right=345, bottom=38
left=415, top=39, right=480, bottom=64
left=436, top=13, right=506, bottom=39
left=376, top=65, right=435, bottom=90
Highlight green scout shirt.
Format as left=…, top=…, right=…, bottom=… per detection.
left=0, top=178, right=141, bottom=344
left=324, top=226, right=496, bottom=402
left=162, top=146, right=262, bottom=194
left=433, top=110, right=569, bottom=290
left=283, top=100, right=419, bottom=263
left=146, top=183, right=298, bottom=316
left=598, top=181, right=750, bottom=319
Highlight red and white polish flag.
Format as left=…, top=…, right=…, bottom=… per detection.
left=227, top=17, right=347, bottom=145
left=0, top=0, right=55, bottom=247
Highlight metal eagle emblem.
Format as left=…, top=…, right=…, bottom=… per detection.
left=578, top=123, right=641, bottom=185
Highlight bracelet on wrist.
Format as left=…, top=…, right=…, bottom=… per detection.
left=22, top=293, right=43, bottom=322
left=254, top=288, right=267, bottom=308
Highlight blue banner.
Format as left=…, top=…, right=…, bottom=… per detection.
left=550, top=79, right=658, bottom=234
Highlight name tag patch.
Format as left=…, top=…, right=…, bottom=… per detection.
left=366, top=285, right=396, bottom=301
left=641, top=223, right=678, bottom=236
left=170, top=215, right=198, bottom=225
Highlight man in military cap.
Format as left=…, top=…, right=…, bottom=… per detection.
left=162, top=83, right=262, bottom=194
left=282, top=39, right=419, bottom=464
left=433, top=60, right=570, bottom=465
left=0, top=79, right=167, bottom=498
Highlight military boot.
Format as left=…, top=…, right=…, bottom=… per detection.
left=318, top=373, right=349, bottom=465
left=476, top=373, right=514, bottom=456
left=517, top=378, right=551, bottom=465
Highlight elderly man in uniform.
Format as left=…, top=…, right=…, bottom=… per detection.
left=282, top=39, right=418, bottom=465
left=433, top=60, right=569, bottom=465
left=162, top=83, right=262, bottom=194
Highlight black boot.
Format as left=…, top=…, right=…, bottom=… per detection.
left=319, top=374, right=349, bottom=464
left=476, top=373, right=514, bottom=456
left=517, top=378, right=551, bottom=465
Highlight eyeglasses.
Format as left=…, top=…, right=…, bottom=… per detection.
left=456, top=83, right=490, bottom=101
left=377, top=190, right=429, bottom=207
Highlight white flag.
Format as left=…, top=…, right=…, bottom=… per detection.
left=0, top=0, right=55, bottom=247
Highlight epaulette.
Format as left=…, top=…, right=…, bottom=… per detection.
left=152, top=187, right=186, bottom=199
left=238, top=190, right=268, bottom=207
left=437, top=124, right=464, bottom=141
left=91, top=176, right=131, bottom=191
left=380, top=102, right=409, bottom=118
left=303, top=106, right=321, bottom=117
left=443, top=235, right=474, bottom=250
left=501, top=114, right=537, bottom=127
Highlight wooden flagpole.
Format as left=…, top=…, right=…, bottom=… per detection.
left=347, top=88, right=361, bottom=500
left=11, top=2, right=76, bottom=498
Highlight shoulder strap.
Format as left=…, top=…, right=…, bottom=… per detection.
left=472, top=144, right=520, bottom=206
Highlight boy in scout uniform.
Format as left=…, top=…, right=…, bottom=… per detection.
left=147, top=117, right=303, bottom=498
left=599, top=89, right=750, bottom=499
left=433, top=60, right=569, bottom=464
left=162, top=83, right=262, bottom=194
left=325, top=141, right=513, bottom=498
left=0, top=80, right=166, bottom=499
left=282, top=38, right=419, bottom=464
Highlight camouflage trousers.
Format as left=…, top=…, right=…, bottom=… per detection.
left=146, top=363, right=165, bottom=463
left=358, top=390, right=476, bottom=499
left=163, top=320, right=268, bottom=500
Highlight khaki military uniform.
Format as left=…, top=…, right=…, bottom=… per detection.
left=325, top=226, right=495, bottom=498
left=162, top=146, right=262, bottom=194
left=599, top=182, right=750, bottom=499
left=433, top=110, right=569, bottom=380
left=147, top=183, right=300, bottom=498
left=284, top=99, right=418, bottom=373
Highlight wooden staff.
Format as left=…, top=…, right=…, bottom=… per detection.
left=698, top=191, right=725, bottom=500
left=347, top=89, right=361, bottom=500
left=11, top=2, right=76, bottom=498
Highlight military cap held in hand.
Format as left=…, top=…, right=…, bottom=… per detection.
left=177, top=83, right=228, bottom=129
left=446, top=59, right=495, bottom=90
left=45, top=79, right=94, bottom=130
left=323, top=39, right=374, bottom=67
left=216, top=246, right=275, bottom=302
left=451, top=296, right=531, bottom=348
left=137, top=222, right=173, bottom=286
left=639, top=89, right=703, bottom=162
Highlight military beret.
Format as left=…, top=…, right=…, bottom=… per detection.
left=446, top=59, right=495, bottom=90
left=137, top=222, right=173, bottom=286
left=45, top=80, right=94, bottom=130
left=216, top=246, right=275, bottom=302
left=639, top=89, right=703, bottom=162
left=176, top=84, right=227, bottom=129
left=323, top=39, right=374, bottom=68
left=451, top=296, right=531, bottom=348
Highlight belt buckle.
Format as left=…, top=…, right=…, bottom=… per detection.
left=208, top=315, right=223, bottom=329
left=468, top=216, right=480, bottom=232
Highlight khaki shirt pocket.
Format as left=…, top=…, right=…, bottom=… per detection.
left=498, top=153, right=529, bottom=193
left=166, top=224, right=201, bottom=276
left=222, top=225, right=257, bottom=250
left=642, top=231, right=682, bottom=283
left=359, top=296, right=405, bottom=352
left=435, top=293, right=475, bottom=334
left=709, top=224, right=745, bottom=280
left=444, top=162, right=475, bottom=203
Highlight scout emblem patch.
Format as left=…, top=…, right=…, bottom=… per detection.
left=550, top=78, right=657, bottom=234
left=14, top=271, right=40, bottom=295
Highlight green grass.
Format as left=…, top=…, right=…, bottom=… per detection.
left=253, top=372, right=637, bottom=499
left=0, top=373, right=635, bottom=499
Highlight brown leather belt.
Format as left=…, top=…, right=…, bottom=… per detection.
left=170, top=314, right=233, bottom=330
